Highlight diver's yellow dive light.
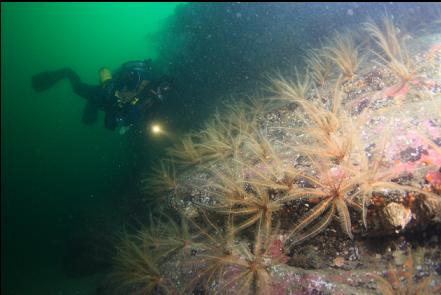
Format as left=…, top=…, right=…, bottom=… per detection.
left=151, top=123, right=162, bottom=135
left=149, top=122, right=174, bottom=140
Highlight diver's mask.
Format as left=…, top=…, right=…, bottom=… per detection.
left=115, top=60, right=153, bottom=92
left=116, top=69, right=142, bottom=92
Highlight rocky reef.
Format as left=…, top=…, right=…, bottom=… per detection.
left=111, top=16, right=441, bottom=295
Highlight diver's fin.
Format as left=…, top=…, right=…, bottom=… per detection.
left=31, top=68, right=70, bottom=92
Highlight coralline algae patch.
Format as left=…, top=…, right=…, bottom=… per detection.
left=426, top=169, right=441, bottom=192
left=356, top=100, right=441, bottom=178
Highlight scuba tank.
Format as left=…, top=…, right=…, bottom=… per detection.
left=99, top=67, right=112, bottom=84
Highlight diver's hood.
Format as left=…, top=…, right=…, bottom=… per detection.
left=115, top=59, right=154, bottom=91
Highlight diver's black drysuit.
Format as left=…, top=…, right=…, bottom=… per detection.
left=64, top=68, right=118, bottom=129
left=32, top=62, right=169, bottom=131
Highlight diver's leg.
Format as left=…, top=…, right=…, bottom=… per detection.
left=31, top=68, right=72, bottom=92
left=32, top=67, right=102, bottom=101
left=62, top=69, right=103, bottom=125
left=63, top=69, right=102, bottom=101
left=104, top=111, right=117, bottom=131
left=32, top=68, right=104, bottom=126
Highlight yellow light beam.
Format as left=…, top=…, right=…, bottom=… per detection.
left=151, top=124, right=162, bottom=134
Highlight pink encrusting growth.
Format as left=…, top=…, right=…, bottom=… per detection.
left=422, top=120, right=441, bottom=139
left=387, top=128, right=441, bottom=176
left=382, top=81, right=410, bottom=99
left=426, top=170, right=441, bottom=191
left=266, top=237, right=289, bottom=264
left=361, top=116, right=441, bottom=178
left=392, top=152, right=441, bottom=177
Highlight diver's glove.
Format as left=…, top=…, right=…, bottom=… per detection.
left=116, top=118, right=131, bottom=135
left=118, top=125, right=131, bottom=135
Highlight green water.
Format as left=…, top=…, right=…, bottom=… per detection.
left=1, top=3, right=181, bottom=294
left=3, top=3, right=441, bottom=295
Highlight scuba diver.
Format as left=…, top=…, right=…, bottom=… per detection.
left=31, top=59, right=171, bottom=134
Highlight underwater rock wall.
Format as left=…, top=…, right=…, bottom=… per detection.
left=112, top=15, right=441, bottom=295
left=153, top=3, right=441, bottom=134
